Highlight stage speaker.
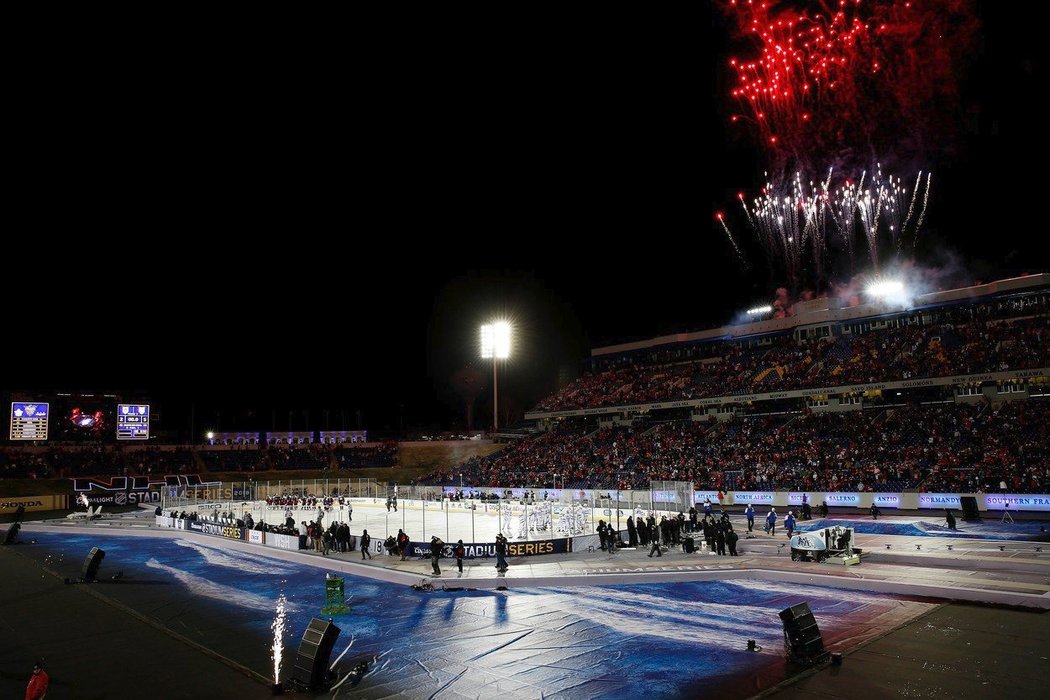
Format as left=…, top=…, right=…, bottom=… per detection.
left=81, top=546, right=105, bottom=581
left=779, top=602, right=827, bottom=661
left=960, top=496, right=981, bottom=521
left=291, top=617, right=340, bottom=689
left=3, top=522, right=20, bottom=545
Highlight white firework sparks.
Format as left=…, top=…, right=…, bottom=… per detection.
left=271, top=593, right=287, bottom=683
left=721, top=164, right=932, bottom=288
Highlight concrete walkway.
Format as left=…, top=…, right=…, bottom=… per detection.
left=761, top=602, right=1050, bottom=699
left=0, top=544, right=289, bottom=699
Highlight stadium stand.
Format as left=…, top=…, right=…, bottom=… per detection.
left=419, top=280, right=1050, bottom=494
left=418, top=401, right=1050, bottom=494
left=537, top=318, right=1047, bottom=412
left=333, top=442, right=399, bottom=468
left=198, top=448, right=267, bottom=472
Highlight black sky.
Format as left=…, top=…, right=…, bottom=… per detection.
left=7, top=3, right=1046, bottom=437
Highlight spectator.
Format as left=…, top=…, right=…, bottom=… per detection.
left=454, top=540, right=465, bottom=573
left=495, top=533, right=509, bottom=572
left=430, top=536, right=443, bottom=576
left=26, top=661, right=49, bottom=700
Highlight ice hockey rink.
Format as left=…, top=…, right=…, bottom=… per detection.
left=208, top=497, right=669, bottom=544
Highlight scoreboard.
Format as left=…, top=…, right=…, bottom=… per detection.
left=117, top=404, right=150, bottom=440
left=10, top=402, right=49, bottom=440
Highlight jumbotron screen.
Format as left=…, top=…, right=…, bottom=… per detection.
left=54, top=396, right=113, bottom=440
left=116, top=404, right=150, bottom=440
left=44, top=396, right=123, bottom=440
left=10, top=402, right=50, bottom=440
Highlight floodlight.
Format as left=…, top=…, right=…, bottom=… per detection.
left=480, top=322, right=511, bottom=359
left=866, top=279, right=904, bottom=298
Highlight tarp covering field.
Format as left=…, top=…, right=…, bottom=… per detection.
left=25, top=532, right=937, bottom=699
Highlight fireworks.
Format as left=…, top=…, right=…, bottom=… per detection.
left=828, top=164, right=919, bottom=268
left=720, top=1, right=979, bottom=165
left=716, top=211, right=745, bottom=262
left=712, top=3, right=975, bottom=291
left=726, top=0, right=879, bottom=152
left=724, top=165, right=931, bottom=290
left=271, top=593, right=287, bottom=684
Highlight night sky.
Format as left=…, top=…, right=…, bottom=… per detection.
left=8, top=3, right=1046, bottom=438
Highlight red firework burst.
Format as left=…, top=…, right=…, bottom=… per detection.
left=721, top=0, right=978, bottom=167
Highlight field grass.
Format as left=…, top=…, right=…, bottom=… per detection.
left=397, top=441, right=504, bottom=474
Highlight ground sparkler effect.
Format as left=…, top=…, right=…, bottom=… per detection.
left=271, top=593, right=287, bottom=685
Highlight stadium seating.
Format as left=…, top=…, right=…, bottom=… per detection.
left=418, top=401, right=1050, bottom=494
left=535, top=304, right=1049, bottom=412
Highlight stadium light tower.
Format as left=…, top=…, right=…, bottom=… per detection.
left=480, top=321, right=511, bottom=432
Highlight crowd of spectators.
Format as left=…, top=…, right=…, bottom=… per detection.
left=537, top=308, right=1048, bottom=413
left=0, top=449, right=53, bottom=479
left=1, top=447, right=178, bottom=479
left=268, top=445, right=330, bottom=470
left=586, top=293, right=1048, bottom=373
left=198, top=448, right=267, bottom=472
left=921, top=401, right=1050, bottom=493
left=1, top=440, right=401, bottom=479
left=126, top=448, right=194, bottom=475
left=718, top=405, right=974, bottom=492
left=418, top=400, right=1050, bottom=494
left=333, top=442, right=399, bottom=468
